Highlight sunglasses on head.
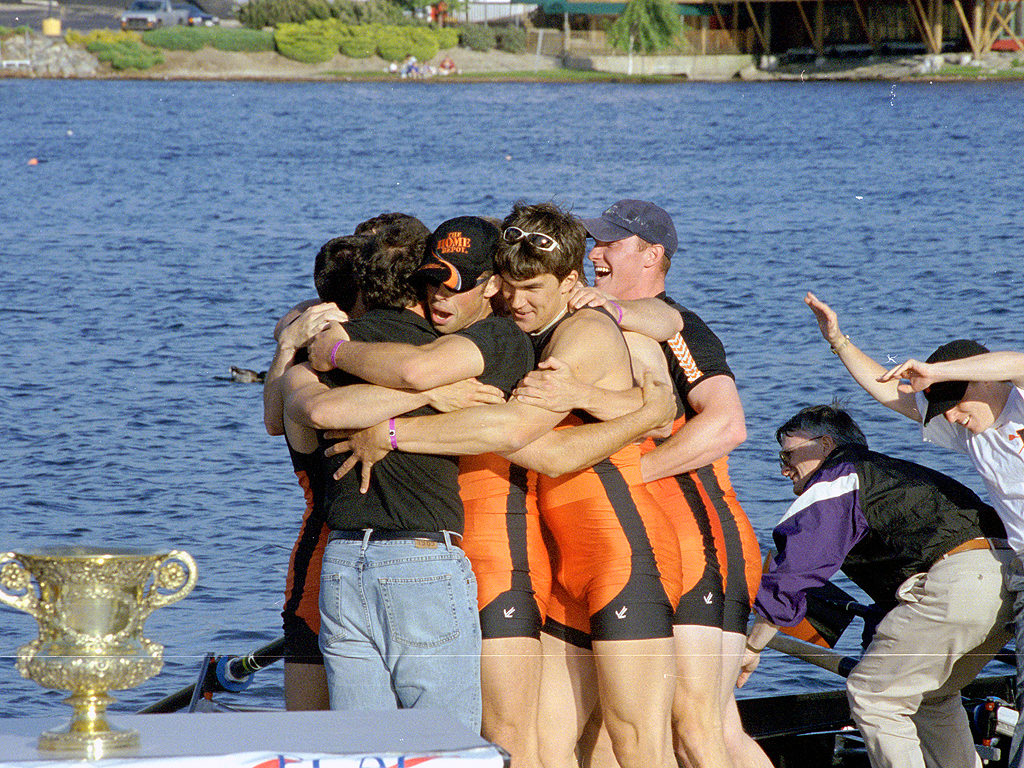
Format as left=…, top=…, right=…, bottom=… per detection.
left=502, top=226, right=560, bottom=253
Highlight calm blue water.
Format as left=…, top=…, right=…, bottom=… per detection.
left=1, top=79, right=1022, bottom=719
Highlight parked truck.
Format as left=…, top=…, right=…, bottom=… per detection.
left=120, top=0, right=189, bottom=30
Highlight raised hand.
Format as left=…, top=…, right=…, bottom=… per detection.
left=804, top=291, right=845, bottom=347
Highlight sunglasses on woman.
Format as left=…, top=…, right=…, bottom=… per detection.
left=502, top=226, right=560, bottom=252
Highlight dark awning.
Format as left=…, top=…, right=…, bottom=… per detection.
left=540, top=1, right=708, bottom=15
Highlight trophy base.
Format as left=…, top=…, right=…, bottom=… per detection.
left=39, top=724, right=139, bottom=759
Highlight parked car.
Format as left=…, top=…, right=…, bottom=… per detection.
left=174, top=3, right=219, bottom=26
left=120, top=0, right=188, bottom=30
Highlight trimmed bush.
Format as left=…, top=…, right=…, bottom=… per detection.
left=207, top=28, right=275, bottom=51
left=274, top=21, right=340, bottom=63
left=495, top=25, right=525, bottom=53
left=338, top=25, right=377, bottom=57
left=458, top=24, right=494, bottom=52
left=238, top=0, right=406, bottom=29
left=137, top=26, right=275, bottom=51
left=87, top=39, right=164, bottom=69
left=407, top=27, right=438, bottom=60
left=66, top=29, right=141, bottom=46
left=375, top=29, right=408, bottom=61
left=434, top=27, right=458, bottom=49
left=142, top=26, right=205, bottom=50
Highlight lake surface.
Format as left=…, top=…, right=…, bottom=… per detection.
left=1, top=79, right=1022, bottom=718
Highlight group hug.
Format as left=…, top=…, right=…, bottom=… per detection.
left=260, top=199, right=1024, bottom=768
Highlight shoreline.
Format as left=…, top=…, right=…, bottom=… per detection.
left=3, top=27, right=1023, bottom=82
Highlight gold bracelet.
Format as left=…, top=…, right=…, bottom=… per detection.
left=830, top=335, right=850, bottom=355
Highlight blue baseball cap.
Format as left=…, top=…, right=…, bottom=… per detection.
left=582, top=199, right=678, bottom=258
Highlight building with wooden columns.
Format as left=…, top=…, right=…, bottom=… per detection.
left=536, top=0, right=1023, bottom=57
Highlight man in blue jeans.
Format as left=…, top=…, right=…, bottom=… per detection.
left=279, top=219, right=490, bottom=728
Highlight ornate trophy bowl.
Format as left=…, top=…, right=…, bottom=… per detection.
left=0, top=546, right=198, bottom=758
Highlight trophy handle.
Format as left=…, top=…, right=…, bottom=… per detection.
left=140, top=550, right=198, bottom=617
left=0, top=552, right=41, bottom=620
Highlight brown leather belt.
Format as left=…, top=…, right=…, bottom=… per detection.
left=941, top=537, right=1009, bottom=560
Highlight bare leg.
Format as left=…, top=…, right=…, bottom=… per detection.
left=720, top=631, right=772, bottom=768
left=481, top=636, right=543, bottom=768
left=537, top=633, right=599, bottom=768
left=579, top=705, right=620, bottom=768
left=671, top=625, right=732, bottom=768
left=593, top=637, right=677, bottom=768
left=283, top=661, right=330, bottom=711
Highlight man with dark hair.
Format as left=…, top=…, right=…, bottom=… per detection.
left=312, top=235, right=371, bottom=318
left=335, top=202, right=684, bottom=768
left=275, top=220, right=494, bottom=729
left=739, top=403, right=1012, bottom=768
left=262, top=216, right=443, bottom=713
left=805, top=291, right=1024, bottom=765
left=263, top=232, right=368, bottom=711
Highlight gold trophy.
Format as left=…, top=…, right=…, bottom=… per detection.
left=0, top=546, right=198, bottom=757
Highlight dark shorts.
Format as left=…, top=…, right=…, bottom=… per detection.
left=282, top=505, right=328, bottom=664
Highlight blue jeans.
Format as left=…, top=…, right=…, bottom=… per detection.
left=319, top=531, right=482, bottom=732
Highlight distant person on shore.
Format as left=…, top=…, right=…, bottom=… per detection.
left=804, top=291, right=1024, bottom=766
left=740, top=403, right=1011, bottom=768
left=517, top=199, right=766, bottom=767
left=439, top=55, right=457, bottom=75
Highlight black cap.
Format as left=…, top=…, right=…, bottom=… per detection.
left=581, top=199, right=678, bottom=257
left=413, top=217, right=500, bottom=292
left=922, top=339, right=990, bottom=424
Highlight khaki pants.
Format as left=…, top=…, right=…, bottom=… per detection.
left=845, top=547, right=1013, bottom=768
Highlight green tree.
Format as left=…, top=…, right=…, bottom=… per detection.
left=608, top=0, right=680, bottom=54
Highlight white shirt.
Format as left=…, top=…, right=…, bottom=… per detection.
left=917, top=386, right=1024, bottom=552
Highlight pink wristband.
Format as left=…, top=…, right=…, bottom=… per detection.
left=610, top=301, right=623, bottom=325
left=329, top=339, right=346, bottom=369
left=388, top=418, right=398, bottom=450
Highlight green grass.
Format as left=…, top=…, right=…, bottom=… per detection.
left=915, top=64, right=1024, bottom=79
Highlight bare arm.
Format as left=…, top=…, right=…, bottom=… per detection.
left=283, top=363, right=484, bottom=432
left=320, top=333, right=487, bottom=391
left=805, top=291, right=920, bottom=421
left=736, top=617, right=780, bottom=688
left=513, top=356, right=642, bottom=419
left=568, top=285, right=683, bottom=342
left=640, top=375, right=747, bottom=482
left=878, top=351, right=1024, bottom=392
left=513, top=331, right=674, bottom=423
left=264, top=302, right=347, bottom=435
left=505, top=372, right=674, bottom=477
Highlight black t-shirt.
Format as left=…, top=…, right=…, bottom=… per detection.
left=323, top=309, right=534, bottom=534
left=323, top=308, right=463, bottom=533
left=456, top=314, right=534, bottom=397
left=658, top=293, right=733, bottom=421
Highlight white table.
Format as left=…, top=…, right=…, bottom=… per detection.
left=0, top=709, right=507, bottom=768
